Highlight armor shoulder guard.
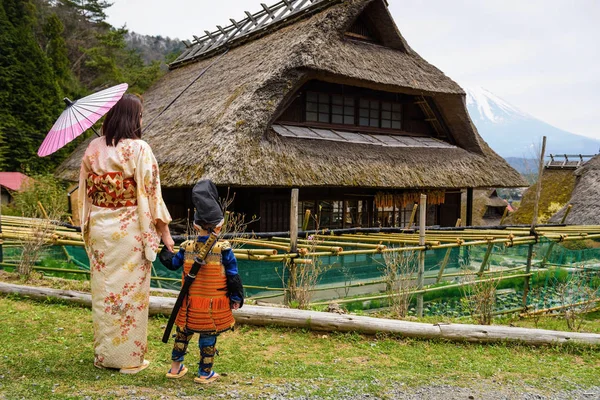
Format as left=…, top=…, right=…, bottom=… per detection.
left=213, top=240, right=232, bottom=253
left=180, top=240, right=195, bottom=253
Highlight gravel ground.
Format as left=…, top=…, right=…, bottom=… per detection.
left=93, top=381, right=600, bottom=400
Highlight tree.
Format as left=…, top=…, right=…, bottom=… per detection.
left=42, top=12, right=79, bottom=96
left=57, top=0, right=111, bottom=23
left=0, top=0, right=64, bottom=172
left=0, top=0, right=172, bottom=174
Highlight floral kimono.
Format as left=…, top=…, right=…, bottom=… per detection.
left=79, top=137, right=171, bottom=369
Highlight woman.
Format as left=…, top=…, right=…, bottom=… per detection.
left=79, top=94, right=174, bottom=374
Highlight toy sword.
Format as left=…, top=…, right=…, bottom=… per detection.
left=162, top=231, right=219, bottom=343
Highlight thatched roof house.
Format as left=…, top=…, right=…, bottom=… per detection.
left=550, top=155, right=600, bottom=225
left=504, top=169, right=576, bottom=226
left=57, top=0, right=525, bottom=231
left=467, top=189, right=511, bottom=226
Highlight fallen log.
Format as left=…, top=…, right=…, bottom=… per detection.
left=2, top=282, right=599, bottom=346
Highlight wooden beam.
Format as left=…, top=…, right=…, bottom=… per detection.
left=466, top=188, right=473, bottom=226
left=290, top=188, right=299, bottom=253
left=417, top=194, right=426, bottom=317
left=477, top=242, right=495, bottom=276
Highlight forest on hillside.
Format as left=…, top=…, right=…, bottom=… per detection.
left=0, top=0, right=182, bottom=174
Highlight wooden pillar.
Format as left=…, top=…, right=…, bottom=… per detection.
left=531, top=136, right=547, bottom=228
left=524, top=136, right=547, bottom=307
left=466, top=188, right=473, bottom=226
left=522, top=244, right=534, bottom=308
left=391, top=199, right=396, bottom=227
left=417, top=193, right=427, bottom=317
left=287, top=188, right=299, bottom=305
left=290, top=189, right=299, bottom=252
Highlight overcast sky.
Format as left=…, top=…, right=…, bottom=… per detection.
left=106, top=0, right=600, bottom=140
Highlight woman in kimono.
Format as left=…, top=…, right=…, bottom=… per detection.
left=79, top=94, right=174, bottom=374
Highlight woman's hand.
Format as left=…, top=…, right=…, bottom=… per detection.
left=162, top=231, right=175, bottom=253
left=156, top=220, right=175, bottom=252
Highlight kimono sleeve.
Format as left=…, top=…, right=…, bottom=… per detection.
left=134, top=141, right=172, bottom=261
left=134, top=141, right=172, bottom=225
left=78, top=151, right=92, bottom=236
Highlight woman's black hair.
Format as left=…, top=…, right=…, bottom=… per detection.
left=102, top=94, right=143, bottom=146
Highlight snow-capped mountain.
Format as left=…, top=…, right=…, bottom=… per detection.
left=465, top=87, right=599, bottom=158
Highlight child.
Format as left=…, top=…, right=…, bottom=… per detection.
left=159, top=179, right=244, bottom=383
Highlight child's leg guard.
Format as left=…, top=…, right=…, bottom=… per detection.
left=198, top=334, right=218, bottom=377
left=171, top=326, right=194, bottom=362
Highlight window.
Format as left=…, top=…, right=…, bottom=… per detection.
left=304, top=91, right=403, bottom=131
left=298, top=200, right=316, bottom=230
left=346, top=200, right=368, bottom=227
left=319, top=200, right=343, bottom=229
left=381, top=102, right=402, bottom=130
left=306, top=92, right=330, bottom=124
left=331, top=95, right=355, bottom=125
left=359, top=99, right=380, bottom=128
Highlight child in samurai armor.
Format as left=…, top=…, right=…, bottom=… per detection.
left=159, top=179, right=244, bottom=384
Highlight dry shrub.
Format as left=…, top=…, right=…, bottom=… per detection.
left=380, top=249, right=418, bottom=318
left=8, top=175, right=67, bottom=279
left=460, top=271, right=503, bottom=325
left=556, top=270, right=599, bottom=331
left=282, top=209, right=330, bottom=309
left=17, top=218, right=57, bottom=277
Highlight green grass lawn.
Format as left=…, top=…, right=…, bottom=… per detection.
left=1, top=294, right=599, bottom=399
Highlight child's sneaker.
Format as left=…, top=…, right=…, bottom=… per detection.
left=194, top=371, right=220, bottom=384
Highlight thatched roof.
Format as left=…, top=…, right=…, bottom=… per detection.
left=56, top=0, right=525, bottom=190
left=550, top=155, right=600, bottom=225
left=505, top=169, right=576, bottom=225
left=468, top=189, right=509, bottom=226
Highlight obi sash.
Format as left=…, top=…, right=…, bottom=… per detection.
left=87, top=172, right=137, bottom=208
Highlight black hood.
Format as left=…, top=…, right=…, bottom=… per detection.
left=192, top=179, right=223, bottom=229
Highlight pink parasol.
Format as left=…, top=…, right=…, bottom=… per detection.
left=37, top=83, right=128, bottom=157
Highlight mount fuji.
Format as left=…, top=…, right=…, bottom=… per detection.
left=465, top=87, right=599, bottom=159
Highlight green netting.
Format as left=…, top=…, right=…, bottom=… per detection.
left=2, top=236, right=599, bottom=316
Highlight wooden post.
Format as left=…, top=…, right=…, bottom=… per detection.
left=290, top=189, right=299, bottom=252
left=407, top=203, right=418, bottom=229
left=522, top=244, right=534, bottom=308
left=436, top=219, right=462, bottom=283
left=541, top=241, right=556, bottom=269
left=477, top=242, right=495, bottom=276
left=560, top=204, right=573, bottom=224
left=466, top=188, right=473, bottom=227
left=531, top=136, right=547, bottom=228
left=287, top=189, right=299, bottom=305
left=302, top=209, right=311, bottom=231
left=417, top=194, right=426, bottom=317
left=37, top=201, right=49, bottom=219
left=524, top=136, right=547, bottom=307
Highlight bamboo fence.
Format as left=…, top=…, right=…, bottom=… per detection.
left=1, top=215, right=599, bottom=314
